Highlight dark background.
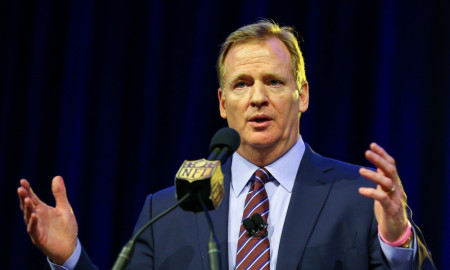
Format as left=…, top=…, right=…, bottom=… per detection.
left=1, top=0, right=449, bottom=269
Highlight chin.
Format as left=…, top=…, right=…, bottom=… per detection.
left=245, top=136, right=277, bottom=149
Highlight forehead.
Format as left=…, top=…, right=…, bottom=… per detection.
left=223, top=37, right=293, bottom=80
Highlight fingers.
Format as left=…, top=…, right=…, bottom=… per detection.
left=27, top=212, right=44, bottom=248
left=17, top=179, right=31, bottom=211
left=364, top=143, right=400, bottom=190
left=359, top=187, right=392, bottom=209
left=23, top=197, right=34, bottom=225
left=27, top=212, right=38, bottom=234
left=18, top=186, right=26, bottom=212
left=18, top=178, right=46, bottom=226
left=359, top=168, right=394, bottom=193
left=19, top=179, right=41, bottom=206
left=52, top=176, right=70, bottom=208
left=18, top=179, right=35, bottom=223
left=370, top=143, right=395, bottom=165
left=360, top=143, right=406, bottom=196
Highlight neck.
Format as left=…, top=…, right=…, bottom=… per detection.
left=237, top=135, right=299, bottom=167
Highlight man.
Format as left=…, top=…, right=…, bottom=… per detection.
left=18, top=20, right=434, bottom=269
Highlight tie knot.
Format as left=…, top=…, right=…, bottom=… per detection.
left=254, top=167, right=271, bottom=184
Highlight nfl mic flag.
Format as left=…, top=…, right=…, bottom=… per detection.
left=175, top=159, right=224, bottom=212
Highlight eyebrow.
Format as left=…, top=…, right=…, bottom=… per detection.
left=227, top=73, right=248, bottom=87
left=227, top=72, right=285, bottom=87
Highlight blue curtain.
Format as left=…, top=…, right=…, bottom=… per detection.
left=1, top=0, right=449, bottom=269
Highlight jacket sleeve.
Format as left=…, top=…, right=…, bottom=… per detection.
left=73, top=245, right=99, bottom=270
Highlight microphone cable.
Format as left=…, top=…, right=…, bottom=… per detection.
left=111, top=192, right=191, bottom=270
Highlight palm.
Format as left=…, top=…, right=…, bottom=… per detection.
left=33, top=201, right=77, bottom=258
left=18, top=177, right=78, bottom=264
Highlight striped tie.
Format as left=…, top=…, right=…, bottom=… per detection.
left=235, top=168, right=271, bottom=270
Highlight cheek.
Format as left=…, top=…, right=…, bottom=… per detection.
left=227, top=103, right=248, bottom=126
left=278, top=98, right=299, bottom=121
left=226, top=98, right=245, bottom=113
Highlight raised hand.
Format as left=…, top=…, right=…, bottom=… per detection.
left=358, top=143, right=409, bottom=243
left=17, top=176, right=78, bottom=265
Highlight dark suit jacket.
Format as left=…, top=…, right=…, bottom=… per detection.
left=75, top=144, right=434, bottom=270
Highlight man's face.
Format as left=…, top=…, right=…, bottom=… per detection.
left=218, top=37, right=309, bottom=162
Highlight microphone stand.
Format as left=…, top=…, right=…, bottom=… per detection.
left=197, top=192, right=222, bottom=270
left=111, top=193, right=191, bottom=270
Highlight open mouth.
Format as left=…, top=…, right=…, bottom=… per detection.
left=252, top=118, right=269, bottom=123
left=250, top=115, right=272, bottom=124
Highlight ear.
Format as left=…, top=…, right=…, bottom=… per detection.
left=218, top=88, right=227, bottom=119
left=298, top=83, right=309, bottom=113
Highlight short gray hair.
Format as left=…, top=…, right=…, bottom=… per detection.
left=216, top=19, right=307, bottom=89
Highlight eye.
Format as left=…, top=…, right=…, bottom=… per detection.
left=235, top=81, right=247, bottom=88
left=269, top=80, right=282, bottom=87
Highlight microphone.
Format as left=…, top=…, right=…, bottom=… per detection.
left=243, top=218, right=257, bottom=236
left=251, top=213, right=267, bottom=231
left=208, top=127, right=241, bottom=163
left=175, top=127, right=240, bottom=213
left=243, top=214, right=268, bottom=237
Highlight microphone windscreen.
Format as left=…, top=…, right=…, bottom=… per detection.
left=251, top=213, right=265, bottom=230
left=209, top=128, right=240, bottom=153
left=243, top=218, right=256, bottom=235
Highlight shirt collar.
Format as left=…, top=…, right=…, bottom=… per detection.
left=231, top=135, right=306, bottom=197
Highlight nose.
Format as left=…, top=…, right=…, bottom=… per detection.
left=250, top=82, right=269, bottom=108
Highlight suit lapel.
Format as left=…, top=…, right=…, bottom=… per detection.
left=196, top=159, right=231, bottom=270
left=277, top=144, right=336, bottom=269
